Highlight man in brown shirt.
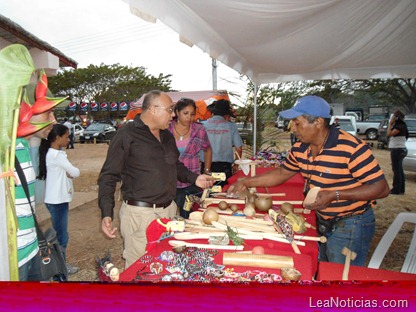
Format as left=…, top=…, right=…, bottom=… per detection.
left=98, top=90, right=214, bottom=268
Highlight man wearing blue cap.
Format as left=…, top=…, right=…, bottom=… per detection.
left=227, top=95, right=390, bottom=267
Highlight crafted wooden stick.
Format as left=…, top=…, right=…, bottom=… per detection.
left=211, top=221, right=306, bottom=246
left=169, top=240, right=244, bottom=251
left=173, top=232, right=263, bottom=241
left=223, top=253, right=294, bottom=269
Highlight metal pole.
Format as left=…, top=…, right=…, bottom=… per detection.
left=212, top=58, right=218, bottom=90
left=253, top=83, right=257, bottom=156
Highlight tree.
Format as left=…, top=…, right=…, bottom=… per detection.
left=48, top=63, right=173, bottom=103
left=355, top=79, right=416, bottom=114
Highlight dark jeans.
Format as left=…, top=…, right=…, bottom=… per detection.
left=46, top=202, right=69, bottom=260
left=174, top=184, right=202, bottom=219
left=319, top=208, right=375, bottom=266
left=201, top=161, right=232, bottom=187
left=19, top=253, right=44, bottom=281
left=390, top=148, right=407, bottom=194
left=67, top=132, right=74, bottom=149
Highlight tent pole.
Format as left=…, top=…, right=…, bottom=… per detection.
left=211, top=58, right=218, bottom=90
left=253, top=83, right=257, bottom=156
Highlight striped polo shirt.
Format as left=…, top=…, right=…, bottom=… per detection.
left=15, top=138, right=39, bottom=267
left=282, top=126, right=385, bottom=220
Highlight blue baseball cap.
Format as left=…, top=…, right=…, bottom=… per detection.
left=279, top=95, right=331, bottom=119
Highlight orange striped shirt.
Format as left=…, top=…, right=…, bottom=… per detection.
left=283, top=127, right=385, bottom=219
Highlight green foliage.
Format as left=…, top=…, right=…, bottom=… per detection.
left=0, top=44, right=35, bottom=162
left=48, top=63, right=173, bottom=103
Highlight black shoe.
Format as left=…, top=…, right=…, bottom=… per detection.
left=390, top=191, right=400, bottom=195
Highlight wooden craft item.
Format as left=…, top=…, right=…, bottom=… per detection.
left=212, top=192, right=286, bottom=198
left=173, top=232, right=264, bottom=241
left=223, top=252, right=294, bottom=269
left=169, top=240, right=244, bottom=251
left=211, top=221, right=306, bottom=246
left=190, top=211, right=274, bottom=226
left=303, top=187, right=321, bottom=207
left=341, top=246, right=357, bottom=280
left=201, top=197, right=303, bottom=208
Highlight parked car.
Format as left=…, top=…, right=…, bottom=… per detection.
left=79, top=122, right=117, bottom=144
left=73, top=124, right=84, bottom=142
left=236, top=122, right=253, bottom=142
left=377, top=118, right=389, bottom=149
left=378, top=115, right=416, bottom=149
left=330, top=115, right=357, bottom=137
left=275, top=115, right=290, bottom=130
left=403, top=138, right=416, bottom=172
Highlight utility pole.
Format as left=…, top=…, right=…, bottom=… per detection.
left=212, top=58, right=218, bottom=90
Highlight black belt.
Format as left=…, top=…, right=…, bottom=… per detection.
left=124, top=200, right=171, bottom=208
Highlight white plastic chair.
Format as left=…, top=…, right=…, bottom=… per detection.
left=368, top=212, right=416, bottom=273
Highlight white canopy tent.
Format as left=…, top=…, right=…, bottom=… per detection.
left=123, top=0, right=416, bottom=151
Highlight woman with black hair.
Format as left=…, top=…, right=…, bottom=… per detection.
left=168, top=98, right=212, bottom=218
left=39, top=123, right=80, bottom=274
left=387, top=110, right=409, bottom=195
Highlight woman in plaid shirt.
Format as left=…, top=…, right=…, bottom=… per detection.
left=168, top=98, right=212, bottom=218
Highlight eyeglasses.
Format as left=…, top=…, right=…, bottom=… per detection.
left=154, top=105, right=175, bottom=114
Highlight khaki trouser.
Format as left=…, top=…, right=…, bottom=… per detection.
left=119, top=201, right=176, bottom=269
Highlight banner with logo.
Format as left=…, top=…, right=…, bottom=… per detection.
left=90, top=102, right=98, bottom=112
left=110, top=102, right=118, bottom=112
left=100, top=102, right=108, bottom=111
left=80, top=102, right=88, bottom=112
left=119, top=101, right=129, bottom=111
left=68, top=102, right=77, bottom=111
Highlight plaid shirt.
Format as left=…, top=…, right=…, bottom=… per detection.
left=169, top=121, right=211, bottom=188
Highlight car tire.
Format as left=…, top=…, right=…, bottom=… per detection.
left=366, top=129, right=378, bottom=140
left=80, top=140, right=85, bottom=144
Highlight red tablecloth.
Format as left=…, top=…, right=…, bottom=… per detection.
left=317, top=261, right=416, bottom=281
left=119, top=169, right=319, bottom=282
left=120, top=236, right=315, bottom=282
left=120, top=208, right=319, bottom=283
left=227, top=170, right=305, bottom=201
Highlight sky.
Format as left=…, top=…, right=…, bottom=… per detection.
left=1, top=0, right=247, bottom=103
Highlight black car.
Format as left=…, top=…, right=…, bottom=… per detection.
left=79, top=122, right=117, bottom=144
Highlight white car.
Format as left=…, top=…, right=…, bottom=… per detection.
left=73, top=124, right=84, bottom=142
left=330, top=115, right=358, bottom=137
left=403, top=138, right=416, bottom=172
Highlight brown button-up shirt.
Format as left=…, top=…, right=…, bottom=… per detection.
left=98, top=116, right=198, bottom=219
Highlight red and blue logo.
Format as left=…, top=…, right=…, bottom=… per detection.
left=90, top=102, right=98, bottom=111
left=110, top=102, right=118, bottom=111
left=80, top=102, right=88, bottom=111
left=100, top=102, right=108, bottom=111
left=68, top=102, right=77, bottom=111
left=119, top=102, right=128, bottom=111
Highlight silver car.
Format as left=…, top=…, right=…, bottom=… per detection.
left=403, top=138, right=416, bottom=172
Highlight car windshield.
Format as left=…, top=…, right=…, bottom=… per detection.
left=338, top=120, right=354, bottom=131
left=86, top=123, right=105, bottom=131
left=236, top=123, right=252, bottom=130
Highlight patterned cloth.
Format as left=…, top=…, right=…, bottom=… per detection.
left=169, top=121, right=211, bottom=188
left=15, top=138, right=39, bottom=267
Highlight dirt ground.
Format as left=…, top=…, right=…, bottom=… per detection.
left=42, top=127, right=416, bottom=281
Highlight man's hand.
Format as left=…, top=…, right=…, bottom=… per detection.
left=226, top=179, right=248, bottom=197
left=304, top=189, right=334, bottom=211
left=101, top=217, right=117, bottom=239
left=195, top=174, right=215, bottom=189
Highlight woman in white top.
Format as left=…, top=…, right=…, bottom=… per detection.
left=39, top=124, right=80, bottom=273
left=387, top=110, right=409, bottom=195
